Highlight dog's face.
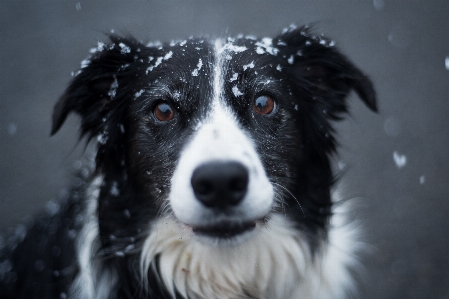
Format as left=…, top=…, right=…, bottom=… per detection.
left=52, top=26, right=376, bottom=249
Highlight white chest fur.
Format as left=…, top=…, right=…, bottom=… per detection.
left=140, top=208, right=360, bottom=299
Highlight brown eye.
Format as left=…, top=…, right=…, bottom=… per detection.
left=154, top=103, right=175, bottom=121
left=254, top=95, right=275, bottom=115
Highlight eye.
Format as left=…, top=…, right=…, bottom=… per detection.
left=154, top=102, right=175, bottom=122
left=254, top=95, right=275, bottom=115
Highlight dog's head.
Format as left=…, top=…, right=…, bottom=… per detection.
left=52, top=25, right=376, bottom=248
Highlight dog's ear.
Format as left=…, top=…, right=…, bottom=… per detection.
left=51, top=35, right=145, bottom=138
left=276, top=25, right=377, bottom=119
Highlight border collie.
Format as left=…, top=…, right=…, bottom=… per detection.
left=0, top=24, right=376, bottom=299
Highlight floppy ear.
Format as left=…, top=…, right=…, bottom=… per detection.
left=272, top=27, right=377, bottom=228
left=52, top=36, right=159, bottom=250
left=276, top=25, right=377, bottom=120
left=51, top=35, right=145, bottom=138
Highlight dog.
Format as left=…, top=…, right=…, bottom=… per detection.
left=0, top=24, right=376, bottom=299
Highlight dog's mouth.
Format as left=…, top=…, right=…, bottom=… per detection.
left=192, top=220, right=257, bottom=239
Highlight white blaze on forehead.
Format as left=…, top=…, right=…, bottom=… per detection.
left=213, top=38, right=225, bottom=105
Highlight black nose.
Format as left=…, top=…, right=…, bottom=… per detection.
left=191, top=161, right=249, bottom=209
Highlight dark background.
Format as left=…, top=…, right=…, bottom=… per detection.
left=1, top=1, right=448, bottom=298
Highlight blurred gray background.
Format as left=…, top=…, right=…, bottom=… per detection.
left=1, top=0, right=448, bottom=298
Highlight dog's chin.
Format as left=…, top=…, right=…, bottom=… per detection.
left=190, top=220, right=259, bottom=247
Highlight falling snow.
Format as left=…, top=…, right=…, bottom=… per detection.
left=68, top=229, right=78, bottom=239
left=146, top=40, right=162, bottom=48
left=120, top=63, right=130, bottom=70
left=110, top=182, right=119, bottom=196
left=393, top=151, right=407, bottom=168
left=221, top=44, right=248, bottom=53
left=119, top=43, right=131, bottom=54
left=243, top=61, right=255, bottom=71
left=45, top=201, right=60, bottom=216
left=232, top=86, right=244, bottom=97
left=373, top=0, right=385, bottom=11
left=0, top=259, right=13, bottom=276
left=287, top=55, right=294, bottom=64
left=255, top=38, right=279, bottom=55
left=281, top=24, right=298, bottom=34
left=420, top=176, right=425, bottom=184
left=108, top=76, right=118, bottom=98
left=192, top=59, right=203, bottom=76
left=124, top=244, right=135, bottom=252
left=194, top=121, right=203, bottom=131
left=146, top=56, right=164, bottom=74
left=7, top=123, right=17, bottom=135
left=89, top=41, right=105, bottom=54
left=154, top=56, right=163, bottom=66
left=384, top=117, right=401, bottom=137
left=123, top=209, right=131, bottom=219
left=71, top=70, right=82, bottom=77
left=164, top=51, right=173, bottom=60
left=337, top=161, right=347, bottom=171
left=229, top=73, right=238, bottom=82
left=134, top=89, right=144, bottom=99
left=97, top=133, right=108, bottom=145
left=445, top=55, right=449, bottom=70
left=277, top=40, right=287, bottom=46
left=34, top=260, right=45, bottom=272
left=80, top=59, right=90, bottom=69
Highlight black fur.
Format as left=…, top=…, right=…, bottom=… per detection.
left=0, top=25, right=376, bottom=299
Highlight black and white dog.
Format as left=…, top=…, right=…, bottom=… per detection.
left=0, top=25, right=376, bottom=299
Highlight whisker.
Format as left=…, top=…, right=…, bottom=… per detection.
left=272, top=182, right=305, bottom=217
left=272, top=191, right=287, bottom=217
left=157, top=200, right=172, bottom=217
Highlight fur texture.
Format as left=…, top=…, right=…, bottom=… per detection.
left=0, top=24, right=376, bottom=299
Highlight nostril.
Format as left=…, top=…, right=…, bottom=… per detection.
left=191, top=161, right=249, bottom=209
left=229, top=176, right=248, bottom=192
left=192, top=180, right=213, bottom=195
